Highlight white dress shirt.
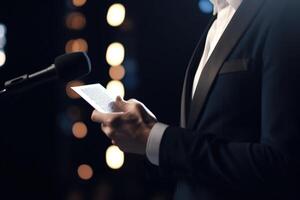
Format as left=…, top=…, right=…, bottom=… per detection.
left=146, top=0, right=243, bottom=166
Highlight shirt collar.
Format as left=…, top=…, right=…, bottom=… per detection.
left=209, top=0, right=243, bottom=15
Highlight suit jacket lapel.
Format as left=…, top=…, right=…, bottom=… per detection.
left=187, top=0, right=266, bottom=129
left=181, top=17, right=216, bottom=128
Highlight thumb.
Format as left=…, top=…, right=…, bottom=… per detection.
left=114, top=96, right=127, bottom=111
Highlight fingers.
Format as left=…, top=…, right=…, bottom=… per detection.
left=92, top=109, right=129, bottom=140
left=113, top=96, right=142, bottom=112
left=114, top=96, right=127, bottom=111
left=91, top=110, right=124, bottom=124
left=127, top=98, right=157, bottom=121
left=101, top=124, right=122, bottom=145
left=114, top=96, right=141, bottom=112
left=101, top=123, right=114, bottom=137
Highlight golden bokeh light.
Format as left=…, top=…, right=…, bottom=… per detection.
left=106, top=80, right=125, bottom=99
left=65, top=38, right=88, bottom=53
left=77, top=164, right=93, bottom=180
left=0, top=24, right=7, bottom=38
left=0, top=50, right=6, bottom=67
left=106, top=42, right=125, bottom=66
left=72, top=0, right=87, bottom=7
left=105, top=145, right=124, bottom=170
left=66, top=80, right=84, bottom=99
left=72, top=122, right=88, bottom=139
left=66, top=12, right=86, bottom=30
left=106, top=3, right=126, bottom=27
left=109, top=65, right=125, bottom=80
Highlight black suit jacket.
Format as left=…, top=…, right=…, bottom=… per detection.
left=157, top=0, right=300, bottom=199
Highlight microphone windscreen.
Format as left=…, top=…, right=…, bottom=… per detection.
left=54, top=52, right=91, bottom=82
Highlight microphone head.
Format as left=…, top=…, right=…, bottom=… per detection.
left=54, top=52, right=91, bottom=82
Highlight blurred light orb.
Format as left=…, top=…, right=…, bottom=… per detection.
left=106, top=80, right=125, bottom=99
left=0, top=24, right=6, bottom=38
left=65, top=38, right=88, bottom=53
left=77, top=164, right=93, bottom=180
left=72, top=0, right=87, bottom=7
left=106, top=42, right=125, bottom=66
left=0, top=50, right=6, bottom=67
left=0, top=37, right=7, bottom=49
left=106, top=3, right=126, bottom=27
left=72, top=122, right=88, bottom=139
left=105, top=145, right=124, bottom=170
left=109, top=65, right=125, bottom=80
left=66, top=12, right=86, bottom=30
left=66, top=80, right=84, bottom=99
left=66, top=191, right=83, bottom=200
left=198, top=0, right=213, bottom=14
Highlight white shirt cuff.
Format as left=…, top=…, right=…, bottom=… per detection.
left=146, top=122, right=169, bottom=166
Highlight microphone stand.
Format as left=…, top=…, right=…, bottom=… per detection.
left=0, top=74, right=30, bottom=99
left=0, top=89, right=9, bottom=101
left=0, top=89, right=6, bottom=96
left=0, top=72, right=58, bottom=99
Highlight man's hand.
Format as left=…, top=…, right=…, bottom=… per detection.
left=91, top=96, right=157, bottom=155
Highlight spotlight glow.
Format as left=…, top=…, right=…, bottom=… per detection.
left=66, top=80, right=84, bottom=99
left=0, top=50, right=6, bottom=67
left=0, top=24, right=6, bottom=38
left=106, top=3, right=126, bottom=27
left=106, top=42, right=125, bottom=66
left=109, top=65, right=125, bottom=80
left=105, top=145, right=124, bottom=170
left=106, top=80, right=125, bottom=99
left=198, top=0, right=213, bottom=14
left=65, top=38, right=88, bottom=53
left=72, top=122, right=88, bottom=139
left=77, top=164, right=93, bottom=180
left=66, top=12, right=86, bottom=30
left=0, top=37, right=7, bottom=49
left=72, top=0, right=87, bottom=7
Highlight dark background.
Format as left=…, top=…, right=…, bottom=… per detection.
left=0, top=0, right=210, bottom=199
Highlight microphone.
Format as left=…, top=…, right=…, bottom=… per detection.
left=1, top=52, right=91, bottom=95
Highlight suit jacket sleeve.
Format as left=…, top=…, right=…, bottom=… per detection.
left=158, top=2, right=300, bottom=191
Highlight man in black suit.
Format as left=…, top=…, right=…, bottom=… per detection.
left=91, top=0, right=300, bottom=199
